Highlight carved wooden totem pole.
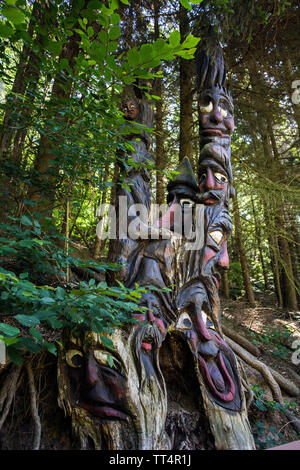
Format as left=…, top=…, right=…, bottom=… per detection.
left=57, top=48, right=255, bottom=450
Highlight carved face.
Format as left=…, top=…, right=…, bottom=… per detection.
left=201, top=204, right=232, bottom=290
left=58, top=327, right=168, bottom=449
left=158, top=194, right=196, bottom=235
left=174, top=200, right=238, bottom=410
left=198, top=87, right=234, bottom=149
left=132, top=292, right=167, bottom=339
left=198, top=162, right=229, bottom=206
left=63, top=331, right=130, bottom=421
left=175, top=308, right=242, bottom=411
left=121, top=99, right=140, bottom=121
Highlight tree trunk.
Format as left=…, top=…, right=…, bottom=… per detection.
left=232, top=194, right=255, bottom=306
left=250, top=193, right=268, bottom=290
left=94, top=164, right=110, bottom=259
left=179, top=4, right=194, bottom=163
left=221, top=270, right=229, bottom=298
left=154, top=0, right=166, bottom=205
left=28, top=1, right=89, bottom=214
left=0, top=0, right=48, bottom=161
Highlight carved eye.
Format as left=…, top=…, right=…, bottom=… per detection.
left=66, top=349, right=83, bottom=368
left=214, top=172, right=228, bottom=183
left=218, top=105, right=228, bottom=118
left=180, top=198, right=194, bottom=208
left=209, top=230, right=223, bottom=245
left=94, top=350, right=111, bottom=365
left=176, top=313, right=193, bottom=330
left=94, top=350, right=122, bottom=372
left=200, top=101, right=213, bottom=113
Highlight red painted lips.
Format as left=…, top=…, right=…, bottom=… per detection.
left=79, top=402, right=128, bottom=420
left=201, top=129, right=225, bottom=137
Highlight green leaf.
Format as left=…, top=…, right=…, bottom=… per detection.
left=56, top=286, right=65, bottom=300
left=179, top=0, right=192, bottom=9
left=120, top=0, right=129, bottom=4
left=169, top=30, right=180, bottom=47
left=98, top=30, right=108, bottom=44
left=19, top=272, right=28, bottom=279
left=0, top=21, right=14, bottom=38
left=7, top=347, right=23, bottom=364
left=20, top=215, right=32, bottom=226
left=47, top=40, right=62, bottom=56
left=100, top=335, right=114, bottom=350
left=182, top=35, right=200, bottom=48
left=0, top=335, right=18, bottom=346
left=29, top=327, right=43, bottom=342
left=107, top=41, right=118, bottom=52
left=107, top=354, right=114, bottom=368
left=140, top=44, right=153, bottom=61
left=44, top=342, right=57, bottom=355
left=99, top=14, right=109, bottom=28
left=0, top=323, right=20, bottom=337
left=2, top=5, right=25, bottom=24
left=88, top=0, right=102, bottom=8
left=40, top=296, right=56, bottom=304
left=15, top=314, right=40, bottom=327
left=110, top=13, right=120, bottom=24
left=108, top=25, right=120, bottom=40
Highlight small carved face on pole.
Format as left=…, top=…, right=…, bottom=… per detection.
left=198, top=87, right=234, bottom=149
left=121, top=99, right=140, bottom=121
left=198, top=143, right=235, bottom=206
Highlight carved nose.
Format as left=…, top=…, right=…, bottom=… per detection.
left=85, top=360, right=99, bottom=388
left=203, top=168, right=215, bottom=190
left=211, top=107, right=223, bottom=124
left=217, top=242, right=229, bottom=270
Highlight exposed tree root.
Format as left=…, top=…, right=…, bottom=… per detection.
left=237, top=359, right=254, bottom=409
left=283, top=410, right=300, bottom=434
left=25, top=362, right=41, bottom=450
left=222, top=325, right=260, bottom=357
left=270, top=369, right=299, bottom=398
left=225, top=336, right=300, bottom=398
left=0, top=363, right=22, bottom=430
left=225, top=336, right=285, bottom=405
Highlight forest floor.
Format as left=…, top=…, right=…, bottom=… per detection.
left=221, top=292, right=300, bottom=449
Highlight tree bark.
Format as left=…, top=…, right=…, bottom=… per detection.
left=179, top=4, right=194, bottom=163
left=28, top=0, right=89, bottom=214
left=0, top=0, right=48, bottom=161
left=154, top=0, right=166, bottom=205
left=232, top=194, right=255, bottom=306
left=250, top=193, right=268, bottom=290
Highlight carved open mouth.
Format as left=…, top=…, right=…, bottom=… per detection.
left=201, top=129, right=225, bottom=137
left=197, top=351, right=235, bottom=403
left=78, top=401, right=129, bottom=421
left=212, top=272, right=221, bottom=290
left=203, top=198, right=218, bottom=205
left=141, top=337, right=153, bottom=351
